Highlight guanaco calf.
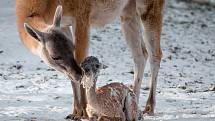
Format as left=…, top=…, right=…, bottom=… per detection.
left=81, top=56, right=138, bottom=121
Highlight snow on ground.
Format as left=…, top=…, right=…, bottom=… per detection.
left=0, top=0, right=215, bottom=121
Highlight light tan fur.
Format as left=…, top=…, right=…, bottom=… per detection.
left=80, top=56, right=137, bottom=121
left=16, top=0, right=165, bottom=119
left=86, top=83, right=137, bottom=121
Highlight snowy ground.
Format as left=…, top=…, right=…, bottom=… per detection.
left=0, top=0, right=215, bottom=121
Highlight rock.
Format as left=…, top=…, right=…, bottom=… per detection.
left=36, top=67, right=41, bottom=70
left=11, top=64, right=23, bottom=70
left=144, top=73, right=149, bottom=77
left=168, top=55, right=172, bottom=60
left=205, top=58, right=212, bottom=61
left=54, top=96, right=60, bottom=99
left=186, top=89, right=197, bottom=93
left=209, top=85, right=215, bottom=91
left=177, top=84, right=187, bottom=90
left=16, top=85, right=25, bottom=89
left=201, top=23, right=208, bottom=28
left=16, top=65, right=23, bottom=70
left=128, top=71, right=134, bottom=74
left=142, top=87, right=150, bottom=90
left=194, top=58, right=199, bottom=62
left=47, top=68, right=55, bottom=71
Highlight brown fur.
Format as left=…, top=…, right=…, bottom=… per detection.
left=16, top=0, right=91, bottom=56
left=16, top=0, right=91, bottom=119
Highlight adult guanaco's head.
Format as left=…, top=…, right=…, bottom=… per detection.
left=24, top=6, right=82, bottom=82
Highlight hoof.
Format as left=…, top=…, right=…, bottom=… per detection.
left=143, top=105, right=154, bottom=116
left=65, top=114, right=87, bottom=121
left=65, top=114, right=82, bottom=121
left=65, top=114, right=74, bottom=120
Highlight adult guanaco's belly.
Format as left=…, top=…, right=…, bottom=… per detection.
left=52, top=0, right=129, bottom=28
left=90, top=0, right=128, bottom=27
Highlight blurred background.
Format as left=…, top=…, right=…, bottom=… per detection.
left=0, top=0, right=215, bottom=121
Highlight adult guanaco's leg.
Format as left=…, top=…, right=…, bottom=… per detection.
left=61, top=27, right=82, bottom=119
left=72, top=2, right=91, bottom=117
left=121, top=0, right=148, bottom=103
left=62, top=26, right=88, bottom=119
left=74, top=19, right=90, bottom=119
left=137, top=0, right=165, bottom=115
left=66, top=14, right=90, bottom=119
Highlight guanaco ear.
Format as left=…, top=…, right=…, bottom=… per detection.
left=24, top=23, right=44, bottom=42
left=53, top=5, right=62, bottom=27
left=99, top=63, right=108, bottom=69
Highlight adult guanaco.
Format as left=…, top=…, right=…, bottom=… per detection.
left=16, top=0, right=165, bottom=119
